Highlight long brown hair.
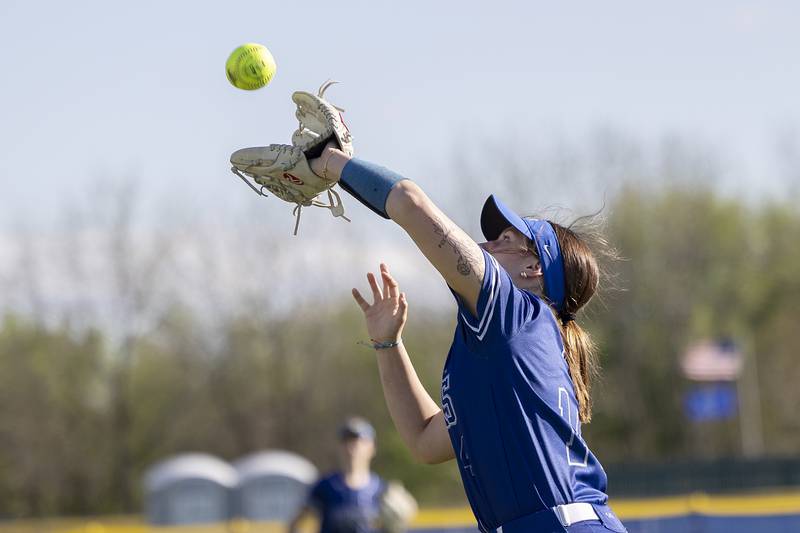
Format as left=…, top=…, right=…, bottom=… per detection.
left=529, top=222, right=606, bottom=423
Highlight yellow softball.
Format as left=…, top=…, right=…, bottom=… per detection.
left=225, top=43, right=276, bottom=90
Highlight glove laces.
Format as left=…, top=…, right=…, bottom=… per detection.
left=318, top=79, right=345, bottom=112
left=232, top=165, right=349, bottom=235
left=290, top=187, right=350, bottom=235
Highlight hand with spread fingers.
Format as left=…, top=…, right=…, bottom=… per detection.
left=352, top=264, right=408, bottom=345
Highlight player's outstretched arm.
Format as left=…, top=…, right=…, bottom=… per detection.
left=314, top=146, right=484, bottom=316
left=386, top=181, right=484, bottom=316
left=353, top=264, right=455, bottom=464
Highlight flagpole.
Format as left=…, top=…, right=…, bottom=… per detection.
left=738, top=338, right=764, bottom=457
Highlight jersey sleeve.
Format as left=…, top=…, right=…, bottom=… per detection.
left=451, top=249, right=542, bottom=344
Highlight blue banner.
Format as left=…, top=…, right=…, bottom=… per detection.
left=684, top=384, right=737, bottom=421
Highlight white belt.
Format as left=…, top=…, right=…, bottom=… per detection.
left=553, top=502, right=599, bottom=526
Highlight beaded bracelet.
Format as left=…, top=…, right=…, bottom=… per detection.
left=372, top=339, right=401, bottom=350
left=358, top=339, right=402, bottom=350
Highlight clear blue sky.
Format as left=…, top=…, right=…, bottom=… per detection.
left=1, top=1, right=798, bottom=227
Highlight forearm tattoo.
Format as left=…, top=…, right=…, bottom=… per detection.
left=432, top=219, right=481, bottom=277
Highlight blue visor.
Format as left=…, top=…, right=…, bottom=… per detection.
left=480, top=195, right=567, bottom=312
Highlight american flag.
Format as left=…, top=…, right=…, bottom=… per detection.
left=681, top=339, right=743, bottom=381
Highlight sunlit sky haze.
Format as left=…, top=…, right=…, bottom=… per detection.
left=1, top=1, right=798, bottom=229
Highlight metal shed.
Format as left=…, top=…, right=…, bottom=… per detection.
left=143, top=453, right=237, bottom=525
left=232, top=450, right=318, bottom=522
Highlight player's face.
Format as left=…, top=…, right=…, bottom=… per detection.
left=480, top=226, right=535, bottom=264
left=339, top=436, right=375, bottom=465
left=480, top=227, right=542, bottom=290
left=481, top=227, right=529, bottom=254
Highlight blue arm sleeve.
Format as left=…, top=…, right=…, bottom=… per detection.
left=338, top=158, right=408, bottom=218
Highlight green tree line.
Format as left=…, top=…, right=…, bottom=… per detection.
left=0, top=184, right=798, bottom=517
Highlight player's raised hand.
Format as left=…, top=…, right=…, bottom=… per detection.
left=352, top=264, right=408, bottom=344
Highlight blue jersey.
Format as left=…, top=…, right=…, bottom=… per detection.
left=442, top=250, right=609, bottom=532
left=308, top=472, right=385, bottom=533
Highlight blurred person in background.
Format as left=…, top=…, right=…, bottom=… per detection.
left=288, top=417, right=415, bottom=533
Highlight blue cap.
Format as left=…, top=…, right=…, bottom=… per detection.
left=338, top=417, right=375, bottom=441
left=480, top=195, right=567, bottom=312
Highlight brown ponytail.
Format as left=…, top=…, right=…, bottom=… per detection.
left=550, top=223, right=602, bottom=423
left=560, top=319, right=598, bottom=422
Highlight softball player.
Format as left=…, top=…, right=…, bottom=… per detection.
left=308, top=145, right=628, bottom=533
left=229, top=92, right=626, bottom=532
left=288, top=417, right=386, bottom=533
